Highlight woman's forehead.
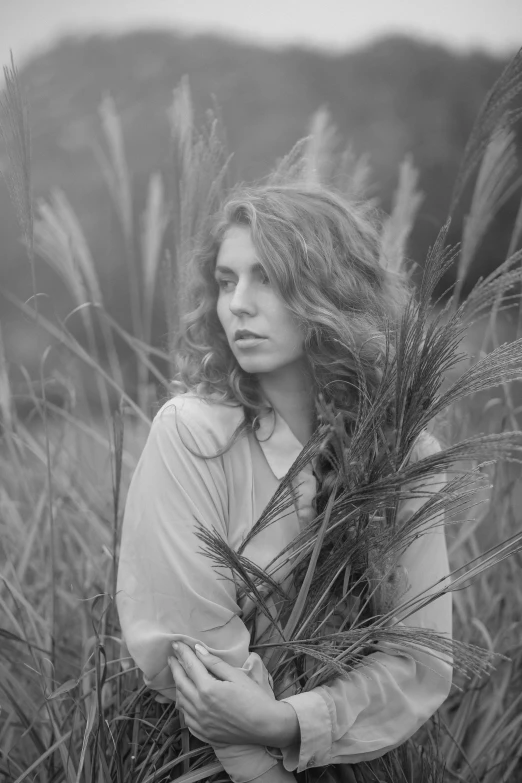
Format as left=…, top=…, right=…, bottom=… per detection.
left=215, top=225, right=260, bottom=272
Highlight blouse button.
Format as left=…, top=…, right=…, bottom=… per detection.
left=306, top=756, right=316, bottom=767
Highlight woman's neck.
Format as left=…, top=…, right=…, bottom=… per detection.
left=257, top=361, right=316, bottom=445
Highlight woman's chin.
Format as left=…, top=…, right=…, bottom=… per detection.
left=234, top=353, right=306, bottom=378
left=236, top=358, right=273, bottom=374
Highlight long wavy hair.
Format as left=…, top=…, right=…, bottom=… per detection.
left=173, top=183, right=411, bottom=455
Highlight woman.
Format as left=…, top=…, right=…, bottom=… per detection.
left=116, top=184, right=452, bottom=782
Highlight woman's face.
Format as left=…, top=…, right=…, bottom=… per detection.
left=215, top=225, right=306, bottom=378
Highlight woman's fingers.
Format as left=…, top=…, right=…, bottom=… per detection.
left=193, top=643, right=240, bottom=682
left=172, top=642, right=216, bottom=688
left=168, top=654, right=199, bottom=703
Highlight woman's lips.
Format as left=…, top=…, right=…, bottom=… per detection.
left=234, top=329, right=264, bottom=340
left=234, top=336, right=267, bottom=349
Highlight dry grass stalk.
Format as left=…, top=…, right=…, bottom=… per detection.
left=267, top=111, right=374, bottom=204
left=166, top=76, right=230, bottom=349
left=303, top=105, right=339, bottom=184
left=140, top=171, right=170, bottom=347
left=0, top=321, right=13, bottom=432
left=34, top=197, right=90, bottom=308
left=91, top=93, right=149, bottom=407
left=455, top=128, right=518, bottom=304
left=0, top=52, right=33, bottom=251
left=449, top=46, right=522, bottom=213
left=95, top=94, right=133, bottom=250
left=267, top=136, right=312, bottom=185
left=50, top=189, right=104, bottom=305
left=336, top=146, right=374, bottom=202
left=33, top=191, right=124, bottom=421
left=379, top=154, right=424, bottom=278
left=509, top=193, right=522, bottom=339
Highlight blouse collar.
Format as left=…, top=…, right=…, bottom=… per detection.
left=254, top=408, right=306, bottom=480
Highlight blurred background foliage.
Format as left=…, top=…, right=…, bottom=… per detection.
left=0, top=31, right=520, bottom=403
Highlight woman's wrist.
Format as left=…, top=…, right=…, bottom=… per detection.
left=264, top=701, right=300, bottom=749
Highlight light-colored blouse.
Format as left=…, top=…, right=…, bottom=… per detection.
left=116, top=394, right=452, bottom=782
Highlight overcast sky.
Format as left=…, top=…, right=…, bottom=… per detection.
left=2, top=0, right=521, bottom=66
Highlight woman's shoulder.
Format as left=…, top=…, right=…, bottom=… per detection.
left=153, top=393, right=246, bottom=451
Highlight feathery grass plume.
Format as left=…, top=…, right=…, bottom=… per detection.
left=267, top=111, right=374, bottom=202
left=457, top=246, right=522, bottom=430
left=94, top=94, right=133, bottom=253
left=453, top=109, right=522, bottom=437
left=167, top=75, right=193, bottom=335
left=336, top=145, right=374, bottom=202
left=141, top=171, right=170, bottom=347
left=0, top=52, right=32, bottom=251
left=302, top=105, right=339, bottom=185
left=91, top=93, right=147, bottom=405
left=34, top=196, right=89, bottom=308
left=508, top=190, right=522, bottom=266
left=504, top=189, right=522, bottom=346
left=52, top=191, right=126, bottom=396
left=460, top=248, right=522, bottom=326
left=35, top=190, right=126, bottom=400
left=33, top=191, right=124, bottom=419
left=454, top=128, right=519, bottom=304
left=0, top=321, right=13, bottom=432
left=449, top=46, right=522, bottom=214
left=167, top=76, right=231, bottom=348
left=49, top=189, right=103, bottom=305
left=380, top=154, right=424, bottom=278
left=266, top=136, right=312, bottom=185
left=196, top=525, right=290, bottom=635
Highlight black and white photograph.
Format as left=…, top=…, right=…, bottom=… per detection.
left=1, top=2, right=521, bottom=782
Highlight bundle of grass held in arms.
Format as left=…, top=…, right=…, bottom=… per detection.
left=196, top=226, right=522, bottom=782
left=196, top=50, right=522, bottom=782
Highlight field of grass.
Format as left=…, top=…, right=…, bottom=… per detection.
left=1, top=52, right=522, bottom=783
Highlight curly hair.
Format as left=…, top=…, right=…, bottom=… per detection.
left=173, top=182, right=411, bottom=443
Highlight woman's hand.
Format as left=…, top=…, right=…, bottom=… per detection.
left=168, top=642, right=300, bottom=748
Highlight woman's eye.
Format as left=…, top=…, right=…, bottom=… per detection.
left=217, top=279, right=235, bottom=291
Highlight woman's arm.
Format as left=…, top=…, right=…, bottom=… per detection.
left=116, top=397, right=294, bottom=783
left=274, top=435, right=453, bottom=773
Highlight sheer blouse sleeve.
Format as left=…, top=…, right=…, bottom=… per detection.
left=116, top=398, right=290, bottom=783
left=277, top=433, right=453, bottom=773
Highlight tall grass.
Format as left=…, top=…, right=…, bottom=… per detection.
left=1, top=48, right=522, bottom=783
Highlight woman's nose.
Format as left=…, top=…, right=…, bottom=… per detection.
left=229, top=281, right=256, bottom=315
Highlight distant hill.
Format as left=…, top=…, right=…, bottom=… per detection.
left=0, top=30, right=516, bottom=365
